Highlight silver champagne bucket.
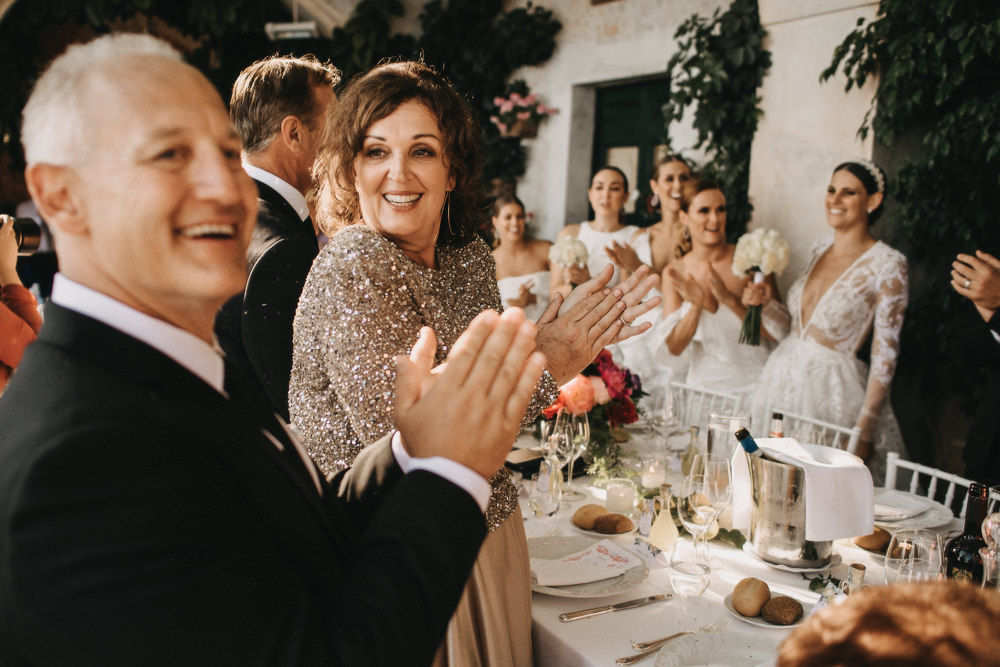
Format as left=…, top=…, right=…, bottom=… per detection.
left=746, top=453, right=832, bottom=568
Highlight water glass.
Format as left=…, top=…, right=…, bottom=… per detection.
left=884, top=529, right=944, bottom=584
left=981, top=547, right=1000, bottom=590
left=528, top=463, right=561, bottom=518
left=667, top=539, right=711, bottom=598
left=606, top=478, right=637, bottom=514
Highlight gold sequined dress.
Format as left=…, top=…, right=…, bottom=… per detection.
left=290, top=223, right=557, bottom=667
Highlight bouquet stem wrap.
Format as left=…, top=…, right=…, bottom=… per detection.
left=739, top=271, right=765, bottom=345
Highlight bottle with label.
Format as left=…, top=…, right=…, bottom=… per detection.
left=945, top=482, right=989, bottom=584
left=768, top=412, right=784, bottom=438
left=734, top=427, right=765, bottom=459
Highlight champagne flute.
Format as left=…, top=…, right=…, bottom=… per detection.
left=560, top=413, right=589, bottom=501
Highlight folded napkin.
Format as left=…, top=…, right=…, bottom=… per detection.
left=530, top=539, right=641, bottom=587
left=873, top=488, right=933, bottom=521
left=731, top=438, right=874, bottom=542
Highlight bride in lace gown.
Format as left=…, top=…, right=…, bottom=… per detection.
left=750, top=161, right=908, bottom=484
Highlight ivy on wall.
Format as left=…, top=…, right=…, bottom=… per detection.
left=662, top=0, right=771, bottom=240
left=822, top=0, right=1000, bottom=402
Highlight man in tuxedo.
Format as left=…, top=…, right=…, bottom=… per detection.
left=0, top=33, right=548, bottom=666
left=953, top=250, right=1000, bottom=486
left=215, top=55, right=337, bottom=420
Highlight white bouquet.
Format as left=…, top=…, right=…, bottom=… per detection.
left=548, top=237, right=589, bottom=269
left=731, top=228, right=790, bottom=345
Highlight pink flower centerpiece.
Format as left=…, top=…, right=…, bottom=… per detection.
left=542, top=349, right=644, bottom=481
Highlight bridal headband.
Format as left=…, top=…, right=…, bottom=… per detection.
left=853, top=158, right=885, bottom=194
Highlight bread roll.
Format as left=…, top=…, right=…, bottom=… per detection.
left=593, top=513, right=634, bottom=534
left=572, top=504, right=611, bottom=530
left=732, top=577, right=771, bottom=616
left=852, top=526, right=891, bottom=553
left=761, top=596, right=803, bottom=625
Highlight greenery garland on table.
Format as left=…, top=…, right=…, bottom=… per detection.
left=820, top=0, right=1000, bottom=457
left=661, top=0, right=771, bottom=240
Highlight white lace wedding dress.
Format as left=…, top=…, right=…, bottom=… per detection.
left=750, top=237, right=908, bottom=484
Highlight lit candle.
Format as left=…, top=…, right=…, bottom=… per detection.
left=606, top=478, right=636, bottom=513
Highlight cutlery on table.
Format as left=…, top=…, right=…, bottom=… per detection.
left=615, top=615, right=731, bottom=665
left=558, top=594, right=672, bottom=622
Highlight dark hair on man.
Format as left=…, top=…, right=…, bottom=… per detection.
left=230, top=55, right=340, bottom=154
left=318, top=60, right=484, bottom=247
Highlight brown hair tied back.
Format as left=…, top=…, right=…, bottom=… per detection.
left=315, top=60, right=484, bottom=245
left=679, top=176, right=722, bottom=213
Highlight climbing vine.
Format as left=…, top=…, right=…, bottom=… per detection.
left=662, top=0, right=771, bottom=240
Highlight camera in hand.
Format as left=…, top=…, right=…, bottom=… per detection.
left=1, top=215, right=41, bottom=256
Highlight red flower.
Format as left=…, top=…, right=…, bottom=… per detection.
left=607, top=398, right=638, bottom=427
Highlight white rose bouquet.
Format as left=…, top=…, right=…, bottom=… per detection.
left=732, top=228, right=790, bottom=345
left=548, top=237, right=589, bottom=269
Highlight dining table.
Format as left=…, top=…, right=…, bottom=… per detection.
left=516, top=432, right=964, bottom=667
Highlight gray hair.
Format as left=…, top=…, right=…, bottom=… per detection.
left=22, top=33, right=182, bottom=165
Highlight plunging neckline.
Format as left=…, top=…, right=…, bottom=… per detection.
left=798, top=240, right=880, bottom=334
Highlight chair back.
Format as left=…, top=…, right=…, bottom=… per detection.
left=670, top=381, right=740, bottom=432
left=770, top=408, right=861, bottom=455
left=884, top=451, right=977, bottom=518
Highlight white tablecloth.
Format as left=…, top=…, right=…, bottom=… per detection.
left=523, top=477, right=958, bottom=667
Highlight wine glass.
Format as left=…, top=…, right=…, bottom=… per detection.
left=667, top=539, right=711, bottom=598
left=982, top=511, right=1000, bottom=549
left=677, top=474, right=723, bottom=545
left=645, top=389, right=666, bottom=435
left=559, top=413, right=588, bottom=501
left=896, top=557, right=941, bottom=583
left=884, top=529, right=944, bottom=584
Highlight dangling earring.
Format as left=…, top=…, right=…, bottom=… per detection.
left=681, top=225, right=691, bottom=241
left=445, top=191, right=456, bottom=237
left=650, top=193, right=660, bottom=209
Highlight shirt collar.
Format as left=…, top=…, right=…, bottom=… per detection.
left=50, top=274, right=225, bottom=392
left=242, top=163, right=310, bottom=222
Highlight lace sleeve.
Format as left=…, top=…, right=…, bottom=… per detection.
left=857, top=250, right=909, bottom=435
left=761, top=298, right=791, bottom=341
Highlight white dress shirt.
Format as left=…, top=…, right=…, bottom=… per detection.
left=242, top=163, right=310, bottom=222
left=50, top=274, right=490, bottom=511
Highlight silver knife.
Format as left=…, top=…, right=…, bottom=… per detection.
left=559, top=594, right=672, bottom=622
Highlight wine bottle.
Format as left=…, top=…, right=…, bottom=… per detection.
left=734, top=427, right=764, bottom=458
left=768, top=412, right=784, bottom=438
left=945, top=482, right=989, bottom=584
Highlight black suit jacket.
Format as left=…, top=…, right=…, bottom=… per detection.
left=0, top=304, right=485, bottom=666
left=216, top=179, right=319, bottom=421
left=964, top=311, right=1000, bottom=486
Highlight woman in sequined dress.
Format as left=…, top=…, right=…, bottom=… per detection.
left=289, top=61, right=658, bottom=667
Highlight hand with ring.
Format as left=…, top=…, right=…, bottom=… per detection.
left=952, top=250, right=1000, bottom=320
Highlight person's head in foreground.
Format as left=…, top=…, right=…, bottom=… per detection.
left=23, top=32, right=258, bottom=341
left=777, top=581, right=1000, bottom=667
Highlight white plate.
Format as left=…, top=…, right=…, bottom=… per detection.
left=571, top=515, right=639, bottom=539
left=527, top=535, right=648, bottom=598
left=872, top=488, right=953, bottom=530
left=723, top=594, right=811, bottom=629
left=654, top=629, right=781, bottom=666
left=742, top=543, right=842, bottom=573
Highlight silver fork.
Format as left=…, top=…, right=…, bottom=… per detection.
left=616, top=615, right=731, bottom=665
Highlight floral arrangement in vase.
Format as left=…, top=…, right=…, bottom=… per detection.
left=731, top=227, right=790, bottom=345
left=489, top=92, right=558, bottom=138
left=542, top=349, right=645, bottom=482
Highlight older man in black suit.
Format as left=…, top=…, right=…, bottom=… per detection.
left=0, top=33, right=551, bottom=666
left=215, top=55, right=337, bottom=420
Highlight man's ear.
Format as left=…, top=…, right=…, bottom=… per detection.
left=25, top=163, right=87, bottom=235
left=280, top=115, right=304, bottom=152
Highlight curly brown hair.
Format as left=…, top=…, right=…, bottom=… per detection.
left=778, top=581, right=1000, bottom=667
left=313, top=60, right=484, bottom=246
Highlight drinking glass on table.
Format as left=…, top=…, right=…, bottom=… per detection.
left=667, top=539, right=711, bottom=598
left=981, top=547, right=1000, bottom=590
left=558, top=413, right=589, bottom=502
left=677, top=474, right=724, bottom=546
left=528, top=460, right=562, bottom=518
left=884, top=529, right=944, bottom=584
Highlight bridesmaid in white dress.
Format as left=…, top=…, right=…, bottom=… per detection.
left=550, top=166, right=646, bottom=299
left=491, top=195, right=550, bottom=322
left=660, top=178, right=788, bottom=400
left=750, top=161, right=908, bottom=484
